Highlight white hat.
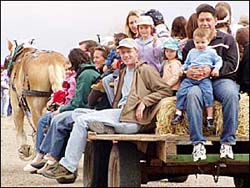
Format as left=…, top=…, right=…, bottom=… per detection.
left=137, top=15, right=154, bottom=26
left=117, top=38, right=138, bottom=50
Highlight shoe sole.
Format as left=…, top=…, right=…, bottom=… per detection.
left=31, top=160, right=47, bottom=169
left=193, top=155, right=207, bottom=162
left=37, top=163, right=58, bottom=174
left=220, top=155, right=234, bottom=160
left=41, top=171, right=76, bottom=180
left=88, top=122, right=115, bottom=134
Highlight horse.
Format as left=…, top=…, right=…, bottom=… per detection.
left=7, top=39, right=67, bottom=161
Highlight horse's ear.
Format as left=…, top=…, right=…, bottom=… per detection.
left=7, top=40, right=13, bottom=51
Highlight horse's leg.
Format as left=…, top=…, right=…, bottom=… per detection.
left=9, top=90, right=28, bottom=155
left=21, top=97, right=48, bottom=161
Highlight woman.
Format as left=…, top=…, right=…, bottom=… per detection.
left=124, top=10, right=141, bottom=39
left=88, top=45, right=112, bottom=110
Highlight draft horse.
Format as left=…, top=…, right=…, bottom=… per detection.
left=7, top=39, right=67, bottom=160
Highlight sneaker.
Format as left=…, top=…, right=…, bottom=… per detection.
left=206, top=119, right=216, bottom=134
left=30, top=158, right=47, bottom=169
left=171, top=114, right=183, bottom=125
left=23, top=158, right=47, bottom=173
left=23, top=164, right=39, bottom=173
left=37, top=161, right=58, bottom=174
left=88, top=121, right=115, bottom=134
left=192, top=143, right=207, bottom=162
left=41, top=163, right=76, bottom=179
left=220, top=144, right=234, bottom=159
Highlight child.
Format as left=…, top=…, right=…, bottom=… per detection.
left=144, top=9, right=170, bottom=43
left=161, top=37, right=182, bottom=95
left=102, top=32, right=128, bottom=74
left=135, top=15, right=163, bottom=73
left=171, top=28, right=223, bottom=133
left=46, top=60, right=76, bottom=112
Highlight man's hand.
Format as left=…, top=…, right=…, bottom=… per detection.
left=211, top=68, right=220, bottom=77
left=136, top=102, right=145, bottom=121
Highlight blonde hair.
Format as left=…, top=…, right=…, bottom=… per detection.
left=125, top=10, right=141, bottom=39
left=193, top=28, right=213, bottom=41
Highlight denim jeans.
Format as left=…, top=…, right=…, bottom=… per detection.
left=186, top=79, right=239, bottom=145
left=102, top=73, right=115, bottom=106
left=36, top=112, right=52, bottom=153
left=1, top=90, right=9, bottom=117
left=39, top=111, right=73, bottom=159
left=59, top=108, right=140, bottom=173
left=176, top=78, right=213, bottom=110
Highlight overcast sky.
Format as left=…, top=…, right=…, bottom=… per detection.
left=1, top=1, right=249, bottom=64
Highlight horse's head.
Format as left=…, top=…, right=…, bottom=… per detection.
left=7, top=39, right=37, bottom=75
left=7, top=39, right=36, bottom=62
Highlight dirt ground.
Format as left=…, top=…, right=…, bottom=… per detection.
left=1, top=116, right=235, bottom=187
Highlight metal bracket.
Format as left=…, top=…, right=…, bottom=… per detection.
left=213, top=163, right=227, bottom=183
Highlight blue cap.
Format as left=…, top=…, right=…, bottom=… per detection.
left=163, top=37, right=182, bottom=60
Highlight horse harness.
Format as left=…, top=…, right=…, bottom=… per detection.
left=9, top=44, right=53, bottom=133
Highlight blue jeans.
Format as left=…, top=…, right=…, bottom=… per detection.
left=39, top=111, right=73, bottom=159
left=102, top=73, right=115, bottom=106
left=1, top=89, right=10, bottom=117
left=176, top=78, right=213, bottom=110
left=186, top=79, right=239, bottom=145
left=36, top=112, right=52, bottom=153
left=59, top=108, right=140, bottom=173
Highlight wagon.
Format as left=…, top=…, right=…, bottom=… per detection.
left=82, top=94, right=249, bottom=187
left=83, top=132, right=249, bottom=187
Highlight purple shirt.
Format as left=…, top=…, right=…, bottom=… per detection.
left=135, top=36, right=163, bottom=72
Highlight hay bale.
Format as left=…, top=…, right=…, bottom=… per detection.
left=156, top=94, right=249, bottom=137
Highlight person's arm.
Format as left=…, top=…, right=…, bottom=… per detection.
left=59, top=70, right=98, bottom=112
left=139, top=65, right=173, bottom=107
left=165, top=62, right=182, bottom=87
left=217, top=35, right=238, bottom=78
left=64, top=77, right=76, bottom=105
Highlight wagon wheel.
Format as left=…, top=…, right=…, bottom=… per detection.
left=83, top=140, right=112, bottom=187
left=108, top=142, right=141, bottom=187
left=234, top=176, right=249, bottom=187
left=167, top=175, right=189, bottom=183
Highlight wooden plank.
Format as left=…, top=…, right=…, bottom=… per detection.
left=87, top=132, right=249, bottom=142
left=157, top=141, right=177, bottom=163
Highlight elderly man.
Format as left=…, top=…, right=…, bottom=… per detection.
left=41, top=38, right=172, bottom=179
left=182, top=4, right=239, bottom=162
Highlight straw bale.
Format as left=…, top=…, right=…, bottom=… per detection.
left=156, top=94, right=249, bottom=137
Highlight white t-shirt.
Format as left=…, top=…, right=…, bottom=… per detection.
left=118, top=67, right=134, bottom=108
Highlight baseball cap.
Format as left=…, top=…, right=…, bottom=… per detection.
left=137, top=15, right=154, bottom=26
left=117, top=38, right=138, bottom=50
left=163, top=37, right=182, bottom=60
left=144, top=9, right=164, bottom=25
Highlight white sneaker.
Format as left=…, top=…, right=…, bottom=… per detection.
left=192, top=143, right=207, bottom=162
left=23, top=164, right=38, bottom=173
left=220, top=144, right=234, bottom=159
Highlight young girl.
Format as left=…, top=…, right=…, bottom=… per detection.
left=161, top=37, right=182, bottom=95
left=46, top=60, right=76, bottom=112
left=135, top=15, right=163, bottom=73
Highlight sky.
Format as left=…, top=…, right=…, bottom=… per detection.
left=1, top=1, right=249, bottom=64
